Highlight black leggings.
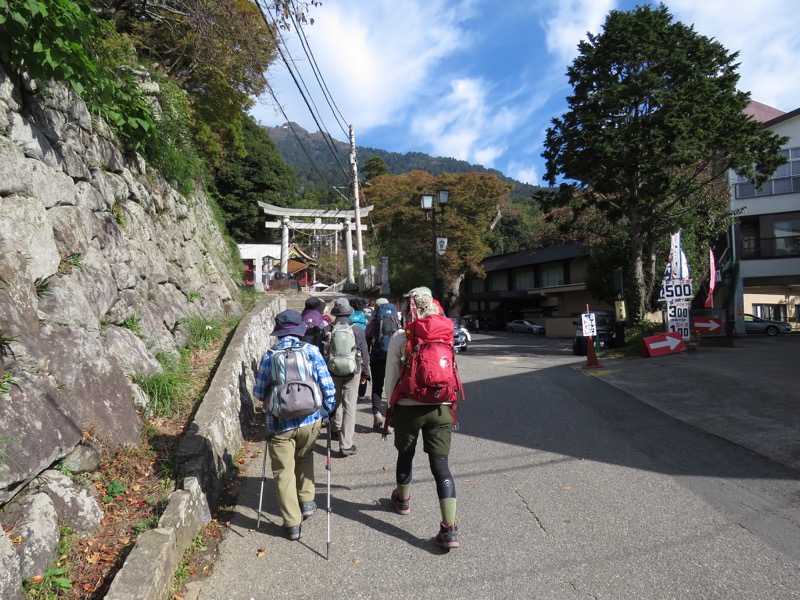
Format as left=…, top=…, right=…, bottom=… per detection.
left=396, top=450, right=456, bottom=499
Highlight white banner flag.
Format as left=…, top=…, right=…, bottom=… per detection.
left=436, top=237, right=448, bottom=256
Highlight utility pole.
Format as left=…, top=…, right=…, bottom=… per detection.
left=350, top=125, right=365, bottom=291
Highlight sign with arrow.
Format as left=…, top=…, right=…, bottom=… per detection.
left=642, top=331, right=686, bottom=357
left=692, top=317, right=723, bottom=335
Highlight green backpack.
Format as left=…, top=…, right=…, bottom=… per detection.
left=326, top=322, right=358, bottom=376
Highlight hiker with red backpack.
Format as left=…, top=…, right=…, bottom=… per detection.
left=326, top=298, right=371, bottom=457
left=383, top=286, right=464, bottom=549
left=253, top=310, right=336, bottom=541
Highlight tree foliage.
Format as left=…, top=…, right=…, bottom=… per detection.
left=89, top=0, right=283, bottom=163
left=212, top=115, right=298, bottom=243
left=363, top=155, right=389, bottom=180
left=0, top=0, right=155, bottom=151
left=541, top=3, right=787, bottom=322
left=365, top=171, right=512, bottom=306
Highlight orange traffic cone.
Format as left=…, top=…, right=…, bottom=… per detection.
left=583, top=335, right=601, bottom=369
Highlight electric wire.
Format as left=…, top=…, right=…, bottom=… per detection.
left=219, top=2, right=338, bottom=188
left=290, top=4, right=349, bottom=138
left=257, top=2, right=351, bottom=181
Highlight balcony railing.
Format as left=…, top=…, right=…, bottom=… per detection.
left=740, top=235, right=800, bottom=259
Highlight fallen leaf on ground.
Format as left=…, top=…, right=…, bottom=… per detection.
left=256, top=547, right=266, bottom=557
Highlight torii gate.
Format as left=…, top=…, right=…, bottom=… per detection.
left=258, top=201, right=373, bottom=288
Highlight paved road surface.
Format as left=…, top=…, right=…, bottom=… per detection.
left=188, top=331, right=800, bottom=600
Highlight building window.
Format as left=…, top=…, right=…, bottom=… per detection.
left=540, top=264, right=563, bottom=288
left=735, top=147, right=800, bottom=199
left=752, top=304, right=787, bottom=321
left=513, top=269, right=534, bottom=290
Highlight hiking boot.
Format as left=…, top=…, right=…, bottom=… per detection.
left=285, top=524, right=302, bottom=541
left=301, top=501, right=317, bottom=520
left=340, top=445, right=358, bottom=457
left=435, top=522, right=459, bottom=549
left=391, top=489, right=410, bottom=515
left=373, top=413, right=385, bottom=430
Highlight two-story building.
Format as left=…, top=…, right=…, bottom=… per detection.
left=461, top=241, right=613, bottom=336
left=730, top=103, right=800, bottom=332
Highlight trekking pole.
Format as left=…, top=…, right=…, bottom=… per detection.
left=326, top=417, right=332, bottom=560
left=256, top=434, right=269, bottom=530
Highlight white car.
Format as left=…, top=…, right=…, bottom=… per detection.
left=506, top=319, right=545, bottom=334
left=450, top=318, right=471, bottom=352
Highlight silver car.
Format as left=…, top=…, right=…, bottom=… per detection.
left=450, top=318, right=471, bottom=352
left=505, top=319, right=545, bottom=334
left=743, top=313, right=792, bottom=336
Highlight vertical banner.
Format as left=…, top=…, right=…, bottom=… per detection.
left=704, top=248, right=715, bottom=308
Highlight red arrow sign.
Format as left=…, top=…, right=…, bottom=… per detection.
left=643, top=331, right=686, bottom=357
left=693, top=317, right=722, bottom=334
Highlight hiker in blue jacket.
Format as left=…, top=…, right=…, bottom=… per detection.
left=253, top=310, right=336, bottom=541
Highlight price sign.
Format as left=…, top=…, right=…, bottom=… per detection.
left=659, top=278, right=694, bottom=302
left=581, top=312, right=597, bottom=337
left=667, top=300, right=691, bottom=339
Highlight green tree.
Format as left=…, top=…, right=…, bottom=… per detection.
left=212, top=115, right=298, bottom=243
left=363, top=155, right=389, bottom=180
left=541, top=3, right=787, bottom=322
left=365, top=171, right=512, bottom=309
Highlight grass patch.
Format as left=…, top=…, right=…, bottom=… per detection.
left=121, top=314, right=143, bottom=338
left=186, top=316, right=222, bottom=350
left=614, top=320, right=665, bottom=357
left=133, top=351, right=192, bottom=417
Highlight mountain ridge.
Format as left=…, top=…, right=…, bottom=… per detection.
left=263, top=122, right=540, bottom=201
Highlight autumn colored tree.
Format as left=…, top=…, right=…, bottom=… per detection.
left=541, top=4, right=787, bottom=322
left=364, top=171, right=512, bottom=310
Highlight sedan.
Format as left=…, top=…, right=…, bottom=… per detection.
left=505, top=319, right=545, bottom=334
left=743, top=314, right=792, bottom=336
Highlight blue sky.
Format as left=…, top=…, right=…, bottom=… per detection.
left=250, top=0, right=800, bottom=186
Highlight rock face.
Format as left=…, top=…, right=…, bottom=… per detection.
left=0, top=65, right=243, bottom=598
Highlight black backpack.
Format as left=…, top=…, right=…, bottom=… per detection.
left=371, top=303, right=400, bottom=360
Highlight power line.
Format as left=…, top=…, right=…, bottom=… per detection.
left=290, top=6, right=350, bottom=137
left=256, top=1, right=351, bottom=181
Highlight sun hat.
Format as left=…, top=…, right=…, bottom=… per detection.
left=408, top=286, right=439, bottom=319
left=271, top=309, right=308, bottom=337
left=375, top=298, right=389, bottom=306
left=331, top=297, right=354, bottom=316
left=304, top=297, right=326, bottom=312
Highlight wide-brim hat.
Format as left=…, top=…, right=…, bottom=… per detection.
left=409, top=286, right=438, bottom=319
left=271, top=309, right=308, bottom=337
left=304, top=296, right=326, bottom=312
left=331, top=297, right=354, bottom=316
left=375, top=298, right=389, bottom=306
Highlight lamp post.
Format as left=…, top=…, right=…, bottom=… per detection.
left=420, top=189, right=449, bottom=303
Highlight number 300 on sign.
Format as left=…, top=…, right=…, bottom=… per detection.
left=668, top=304, right=689, bottom=318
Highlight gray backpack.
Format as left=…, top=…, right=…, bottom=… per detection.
left=267, top=341, right=323, bottom=421
left=325, top=322, right=358, bottom=376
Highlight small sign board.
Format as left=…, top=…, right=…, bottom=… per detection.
left=690, top=308, right=726, bottom=337
left=667, top=300, right=691, bottom=340
left=643, top=331, right=686, bottom=357
left=581, top=312, right=597, bottom=337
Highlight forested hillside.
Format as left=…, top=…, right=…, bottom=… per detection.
left=264, top=122, right=542, bottom=203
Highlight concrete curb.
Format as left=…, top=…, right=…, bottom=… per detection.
left=105, top=296, right=286, bottom=600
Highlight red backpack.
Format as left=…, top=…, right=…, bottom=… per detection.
left=386, top=314, right=465, bottom=433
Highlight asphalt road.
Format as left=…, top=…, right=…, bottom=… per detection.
left=189, top=331, right=800, bottom=600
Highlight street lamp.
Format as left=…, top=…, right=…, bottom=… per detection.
left=420, top=189, right=449, bottom=303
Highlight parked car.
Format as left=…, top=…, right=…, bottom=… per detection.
left=743, top=313, right=792, bottom=336
left=572, top=311, right=617, bottom=356
left=450, top=318, right=471, bottom=352
left=505, top=319, right=545, bottom=334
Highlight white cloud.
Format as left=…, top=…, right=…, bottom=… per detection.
left=666, top=0, right=800, bottom=111
left=541, top=0, right=616, bottom=64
